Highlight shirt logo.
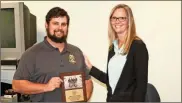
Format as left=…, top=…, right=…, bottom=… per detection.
left=68, top=54, right=76, bottom=64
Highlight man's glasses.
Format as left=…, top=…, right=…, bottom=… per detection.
left=110, top=16, right=127, bottom=22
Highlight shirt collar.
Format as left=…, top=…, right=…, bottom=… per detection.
left=112, top=39, right=124, bottom=54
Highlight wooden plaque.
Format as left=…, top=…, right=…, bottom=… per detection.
left=60, top=71, right=87, bottom=102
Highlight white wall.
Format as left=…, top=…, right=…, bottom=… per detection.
left=2, top=1, right=181, bottom=102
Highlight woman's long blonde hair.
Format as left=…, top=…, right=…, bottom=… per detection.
left=108, top=4, right=140, bottom=55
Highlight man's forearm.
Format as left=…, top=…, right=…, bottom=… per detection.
left=85, top=79, right=93, bottom=101
left=12, top=80, right=47, bottom=94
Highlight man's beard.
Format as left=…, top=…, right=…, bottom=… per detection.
left=46, top=29, right=68, bottom=43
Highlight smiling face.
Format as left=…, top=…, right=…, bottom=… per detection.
left=108, top=4, right=138, bottom=55
left=45, top=7, right=70, bottom=43
left=110, top=8, right=128, bottom=37
left=45, top=16, right=68, bottom=43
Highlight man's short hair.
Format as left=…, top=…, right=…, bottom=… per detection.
left=46, top=7, right=70, bottom=26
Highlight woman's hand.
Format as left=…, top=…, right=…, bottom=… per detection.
left=83, top=54, right=93, bottom=70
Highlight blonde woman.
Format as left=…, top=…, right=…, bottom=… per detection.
left=84, top=4, right=148, bottom=102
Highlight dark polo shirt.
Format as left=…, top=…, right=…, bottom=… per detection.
left=13, top=38, right=90, bottom=102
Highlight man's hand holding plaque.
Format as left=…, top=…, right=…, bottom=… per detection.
left=44, top=77, right=63, bottom=92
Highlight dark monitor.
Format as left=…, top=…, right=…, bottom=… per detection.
left=0, top=2, right=37, bottom=60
